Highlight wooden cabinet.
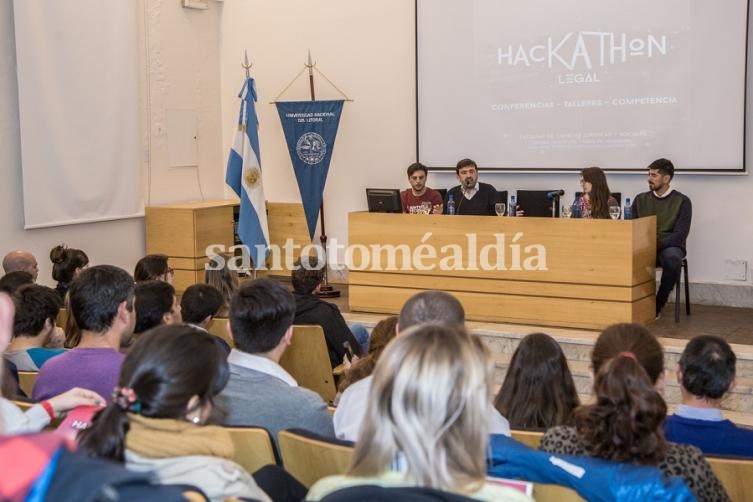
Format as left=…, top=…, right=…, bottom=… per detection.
left=145, top=199, right=239, bottom=292
left=146, top=199, right=312, bottom=292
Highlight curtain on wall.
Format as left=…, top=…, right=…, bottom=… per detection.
left=13, top=0, right=142, bottom=228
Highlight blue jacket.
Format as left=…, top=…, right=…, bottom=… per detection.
left=487, top=434, right=695, bottom=502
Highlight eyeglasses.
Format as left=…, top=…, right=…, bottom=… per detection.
left=167, top=267, right=175, bottom=276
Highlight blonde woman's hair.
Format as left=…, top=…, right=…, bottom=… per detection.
left=204, top=254, right=239, bottom=315
left=349, top=324, right=493, bottom=492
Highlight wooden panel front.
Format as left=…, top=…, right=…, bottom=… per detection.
left=347, top=212, right=656, bottom=329
left=194, top=206, right=235, bottom=257
left=348, top=212, right=655, bottom=286
left=266, top=202, right=312, bottom=276
left=349, top=285, right=654, bottom=329
left=145, top=207, right=197, bottom=257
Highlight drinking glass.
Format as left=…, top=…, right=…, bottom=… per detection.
left=421, top=201, right=433, bottom=214
left=609, top=205, right=621, bottom=220
left=494, top=202, right=506, bottom=216
left=561, top=204, right=572, bottom=218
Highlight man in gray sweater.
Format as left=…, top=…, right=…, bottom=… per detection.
left=217, top=278, right=334, bottom=445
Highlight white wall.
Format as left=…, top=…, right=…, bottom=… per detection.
left=219, top=0, right=416, bottom=267
left=0, top=0, right=224, bottom=285
left=0, top=0, right=144, bottom=283
left=220, top=0, right=753, bottom=299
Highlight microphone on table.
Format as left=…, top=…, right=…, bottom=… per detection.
left=546, top=189, right=565, bottom=199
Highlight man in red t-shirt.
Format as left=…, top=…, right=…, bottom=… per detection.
left=400, top=162, right=443, bottom=214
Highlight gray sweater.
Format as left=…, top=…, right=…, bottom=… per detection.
left=217, top=362, right=335, bottom=446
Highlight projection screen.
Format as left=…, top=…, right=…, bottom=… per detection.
left=416, top=0, right=749, bottom=172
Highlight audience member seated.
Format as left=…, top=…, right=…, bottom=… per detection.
left=0, top=292, right=103, bottom=434
left=540, top=323, right=729, bottom=502
left=132, top=281, right=181, bottom=336
left=336, top=315, right=398, bottom=400
left=494, top=332, right=579, bottom=430
left=32, top=265, right=134, bottom=403
left=307, top=324, right=532, bottom=502
left=204, top=253, right=239, bottom=317
left=2, top=249, right=39, bottom=281
left=181, top=283, right=224, bottom=330
left=3, top=285, right=65, bottom=371
left=334, top=291, right=510, bottom=441
left=292, top=256, right=366, bottom=366
left=78, top=324, right=272, bottom=502
left=0, top=271, right=34, bottom=294
left=665, top=335, right=753, bottom=457
left=133, top=253, right=174, bottom=284
left=49, top=244, right=89, bottom=301
left=217, top=279, right=334, bottom=445
left=0, top=433, right=190, bottom=501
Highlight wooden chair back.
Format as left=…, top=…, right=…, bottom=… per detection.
left=56, top=307, right=68, bottom=329
left=17, top=371, right=38, bottom=397
left=225, top=426, right=278, bottom=474
left=14, top=400, right=34, bottom=412
left=708, top=456, right=753, bottom=502
left=279, top=325, right=337, bottom=403
left=531, top=484, right=585, bottom=501
left=277, top=430, right=354, bottom=488
left=510, top=429, right=544, bottom=449
left=206, top=318, right=234, bottom=348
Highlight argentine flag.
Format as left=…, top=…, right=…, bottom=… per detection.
left=226, top=78, right=269, bottom=269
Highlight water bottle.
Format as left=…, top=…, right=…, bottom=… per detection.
left=572, top=195, right=581, bottom=218
left=623, top=197, right=632, bottom=220
left=509, top=195, right=516, bottom=216
left=447, top=194, right=456, bottom=215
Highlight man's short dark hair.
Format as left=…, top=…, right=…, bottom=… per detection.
left=407, top=162, right=428, bottom=177
left=69, top=265, right=135, bottom=333
left=291, top=256, right=325, bottom=295
left=181, top=284, right=224, bottom=324
left=398, top=290, right=465, bottom=331
left=648, top=158, right=675, bottom=180
left=679, top=335, right=736, bottom=400
left=134, top=280, right=176, bottom=334
left=12, top=284, right=62, bottom=337
left=0, top=271, right=34, bottom=295
left=229, top=278, right=295, bottom=354
left=455, top=158, right=477, bottom=175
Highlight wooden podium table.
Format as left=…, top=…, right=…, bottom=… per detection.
left=348, top=212, right=656, bottom=329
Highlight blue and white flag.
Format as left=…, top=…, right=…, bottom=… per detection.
left=226, top=78, right=269, bottom=268
left=275, top=100, right=345, bottom=240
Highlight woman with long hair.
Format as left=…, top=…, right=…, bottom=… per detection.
left=336, top=315, right=398, bottom=396
left=78, top=324, right=271, bottom=502
left=494, top=333, right=579, bottom=430
left=308, top=324, right=531, bottom=501
left=49, top=244, right=89, bottom=300
left=576, top=166, right=617, bottom=219
left=204, top=254, right=239, bottom=317
left=540, top=323, right=728, bottom=501
left=133, top=254, right=173, bottom=284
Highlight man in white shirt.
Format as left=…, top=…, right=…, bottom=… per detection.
left=217, top=279, right=334, bottom=445
left=334, top=290, right=511, bottom=441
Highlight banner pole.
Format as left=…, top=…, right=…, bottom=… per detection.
left=306, top=50, right=340, bottom=298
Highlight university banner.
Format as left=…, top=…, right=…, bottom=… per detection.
left=275, top=100, right=345, bottom=240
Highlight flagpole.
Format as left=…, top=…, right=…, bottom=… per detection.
left=306, top=50, right=340, bottom=298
